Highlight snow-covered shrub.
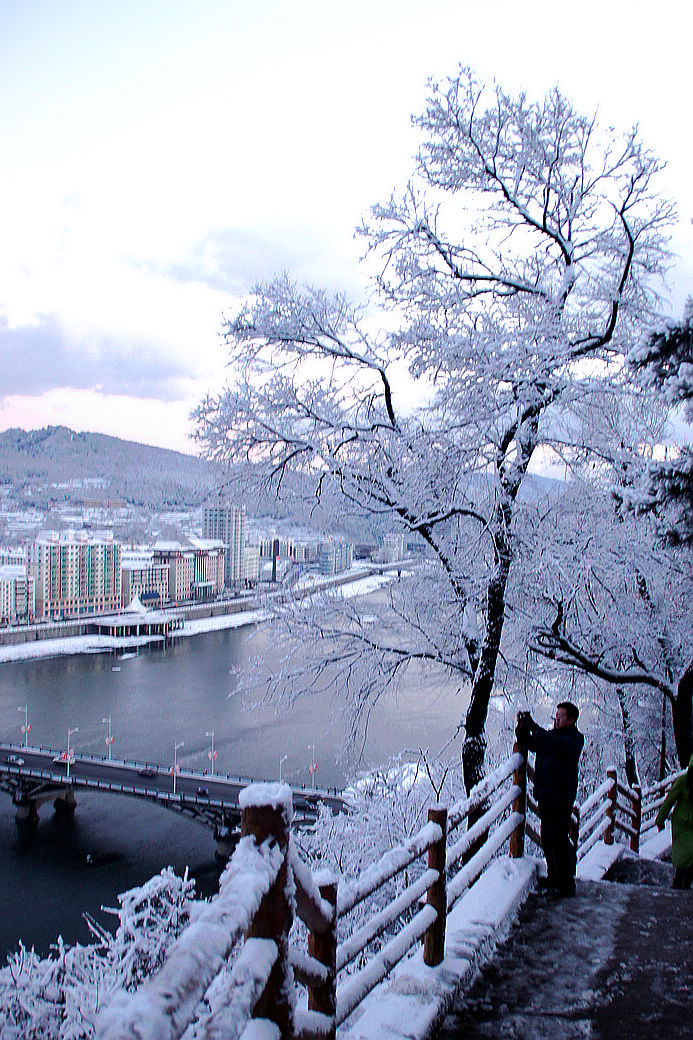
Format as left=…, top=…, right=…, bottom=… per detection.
left=0, top=867, right=196, bottom=1039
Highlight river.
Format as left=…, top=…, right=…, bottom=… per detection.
left=0, top=620, right=469, bottom=959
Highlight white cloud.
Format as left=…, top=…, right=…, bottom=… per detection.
left=0, top=0, right=691, bottom=448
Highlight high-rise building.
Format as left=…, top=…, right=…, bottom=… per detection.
left=203, top=502, right=246, bottom=587
left=29, top=531, right=121, bottom=620
left=153, top=538, right=225, bottom=601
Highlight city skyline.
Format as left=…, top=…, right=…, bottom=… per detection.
left=1, top=0, right=691, bottom=454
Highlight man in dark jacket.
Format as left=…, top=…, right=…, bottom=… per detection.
left=516, top=702, right=584, bottom=896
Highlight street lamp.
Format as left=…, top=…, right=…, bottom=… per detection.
left=308, top=744, right=316, bottom=790
left=173, top=740, right=184, bottom=794
left=206, top=730, right=217, bottom=776
left=279, top=754, right=288, bottom=783
left=17, top=705, right=31, bottom=749
left=67, top=726, right=78, bottom=780
left=102, top=716, right=114, bottom=761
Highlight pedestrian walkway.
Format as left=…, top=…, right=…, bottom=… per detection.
left=435, top=860, right=692, bottom=1039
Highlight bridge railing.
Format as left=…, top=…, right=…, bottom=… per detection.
left=96, top=749, right=525, bottom=1040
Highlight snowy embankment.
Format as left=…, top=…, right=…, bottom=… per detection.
left=0, top=568, right=398, bottom=665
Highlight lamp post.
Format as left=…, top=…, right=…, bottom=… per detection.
left=173, top=740, right=184, bottom=794
left=18, top=705, right=30, bottom=748
left=308, top=744, right=316, bottom=790
left=102, top=716, right=114, bottom=761
left=279, top=754, right=288, bottom=783
left=67, top=726, right=78, bottom=780
left=206, top=730, right=217, bottom=776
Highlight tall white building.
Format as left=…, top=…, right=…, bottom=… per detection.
left=29, top=531, right=121, bottom=620
left=203, top=502, right=246, bottom=587
left=377, top=532, right=407, bottom=563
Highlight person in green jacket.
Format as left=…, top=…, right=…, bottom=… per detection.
left=656, top=754, right=693, bottom=890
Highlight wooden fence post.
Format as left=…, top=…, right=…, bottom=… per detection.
left=241, top=790, right=294, bottom=1039
left=605, top=767, right=617, bottom=846
left=307, top=880, right=337, bottom=1038
left=423, top=806, right=447, bottom=967
left=569, top=804, right=580, bottom=875
left=631, top=784, right=642, bottom=853
left=509, top=742, right=526, bottom=859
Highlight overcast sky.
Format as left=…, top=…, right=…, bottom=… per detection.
left=1, top=0, right=691, bottom=454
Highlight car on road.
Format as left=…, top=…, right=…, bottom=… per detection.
left=138, top=767, right=157, bottom=778
left=4, top=755, right=24, bottom=766
left=196, top=785, right=209, bottom=797
left=53, top=752, right=75, bottom=765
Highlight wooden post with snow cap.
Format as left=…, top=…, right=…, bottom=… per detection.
left=509, top=742, right=526, bottom=859
left=605, top=767, right=618, bottom=845
left=423, top=806, right=447, bottom=967
left=240, top=782, right=294, bottom=1039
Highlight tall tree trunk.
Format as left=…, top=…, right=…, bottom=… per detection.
left=616, top=686, right=640, bottom=787
left=659, top=688, right=668, bottom=781
left=673, top=660, right=693, bottom=767
left=461, top=522, right=512, bottom=796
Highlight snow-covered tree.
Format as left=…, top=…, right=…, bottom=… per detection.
left=622, top=301, right=693, bottom=545
left=195, top=68, right=674, bottom=793
left=529, top=308, right=693, bottom=773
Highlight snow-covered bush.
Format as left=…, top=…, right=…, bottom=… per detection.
left=0, top=867, right=196, bottom=1039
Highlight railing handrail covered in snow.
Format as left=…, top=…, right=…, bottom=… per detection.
left=96, top=750, right=526, bottom=1040
left=95, top=749, right=682, bottom=1040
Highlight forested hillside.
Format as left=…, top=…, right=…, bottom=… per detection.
left=0, top=426, right=220, bottom=510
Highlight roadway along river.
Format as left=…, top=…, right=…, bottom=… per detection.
left=0, top=620, right=471, bottom=959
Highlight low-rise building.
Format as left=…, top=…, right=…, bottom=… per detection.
left=0, top=565, right=35, bottom=624
left=121, top=549, right=170, bottom=607
left=317, top=539, right=353, bottom=576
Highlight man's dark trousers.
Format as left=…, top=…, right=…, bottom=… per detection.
left=539, top=803, right=575, bottom=893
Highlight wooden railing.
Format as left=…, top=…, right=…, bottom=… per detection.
left=96, top=750, right=525, bottom=1040
left=523, top=762, right=684, bottom=863
left=95, top=752, right=684, bottom=1040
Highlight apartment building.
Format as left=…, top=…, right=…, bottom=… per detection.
left=121, top=549, right=170, bottom=607
left=203, top=501, right=246, bottom=587
left=0, top=565, right=35, bottom=624
left=377, top=532, right=407, bottom=564
left=153, top=538, right=224, bottom=601
left=29, top=530, right=122, bottom=620
left=317, top=539, right=353, bottom=576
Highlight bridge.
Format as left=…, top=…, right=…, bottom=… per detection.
left=0, top=742, right=344, bottom=855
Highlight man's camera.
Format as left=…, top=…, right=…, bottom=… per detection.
left=517, top=710, right=532, bottom=726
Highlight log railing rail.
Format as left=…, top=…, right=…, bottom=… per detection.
left=95, top=752, right=683, bottom=1040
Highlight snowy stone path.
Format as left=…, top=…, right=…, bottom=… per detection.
left=435, top=863, right=692, bottom=1040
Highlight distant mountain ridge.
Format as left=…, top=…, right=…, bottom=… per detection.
left=0, top=426, right=221, bottom=510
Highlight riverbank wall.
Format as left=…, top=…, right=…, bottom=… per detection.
left=0, top=561, right=411, bottom=650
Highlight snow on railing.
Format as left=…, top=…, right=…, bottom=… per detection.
left=95, top=751, right=526, bottom=1040
left=96, top=832, right=285, bottom=1040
